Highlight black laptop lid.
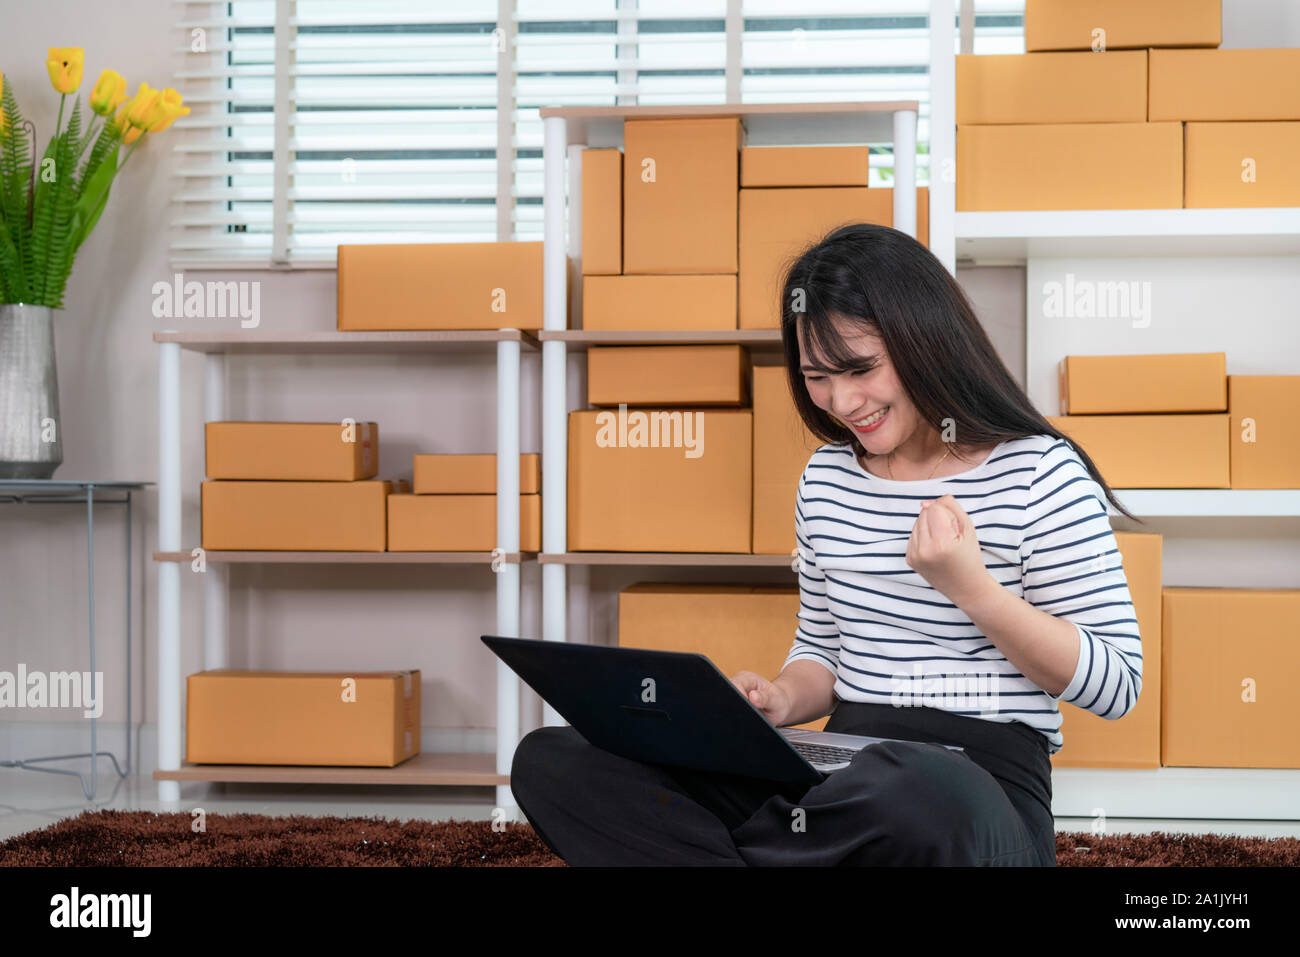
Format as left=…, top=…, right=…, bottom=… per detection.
left=482, top=635, right=823, bottom=785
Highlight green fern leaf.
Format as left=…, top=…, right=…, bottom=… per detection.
left=30, top=101, right=81, bottom=305
left=0, top=76, right=34, bottom=301
left=40, top=100, right=82, bottom=305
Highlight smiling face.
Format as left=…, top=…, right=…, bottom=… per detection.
left=797, top=312, right=927, bottom=457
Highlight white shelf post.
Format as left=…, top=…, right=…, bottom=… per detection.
left=496, top=337, right=521, bottom=813
left=157, top=340, right=182, bottom=802
left=929, top=0, right=957, bottom=275
left=203, top=354, right=228, bottom=671
left=541, top=114, right=568, bottom=730
left=892, top=109, right=917, bottom=240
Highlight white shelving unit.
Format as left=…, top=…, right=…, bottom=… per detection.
left=951, top=59, right=1300, bottom=821
left=152, top=329, right=537, bottom=809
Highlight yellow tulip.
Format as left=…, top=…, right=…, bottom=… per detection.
left=89, top=69, right=128, bottom=117
left=123, top=82, right=161, bottom=129
left=46, top=47, right=85, bottom=94
left=111, top=100, right=141, bottom=143
left=142, top=88, right=190, bottom=133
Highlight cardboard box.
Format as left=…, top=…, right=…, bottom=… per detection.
left=1046, top=415, right=1229, bottom=488
left=957, top=123, right=1183, bottom=211
left=568, top=407, right=751, bottom=551
left=337, top=241, right=544, bottom=330
left=1150, top=49, right=1300, bottom=122
left=581, top=148, right=622, bottom=274
left=587, top=345, right=750, bottom=407
left=618, top=583, right=827, bottom=732
left=752, top=365, right=821, bottom=555
left=956, top=51, right=1147, bottom=125
left=740, top=146, right=870, bottom=187
left=205, top=421, right=379, bottom=481
left=738, top=186, right=929, bottom=329
left=387, top=493, right=540, bottom=551
left=1162, top=587, right=1300, bottom=768
left=412, top=453, right=540, bottom=494
left=1050, top=532, right=1162, bottom=769
left=1228, top=375, right=1300, bottom=489
left=1185, top=122, right=1300, bottom=208
left=1058, top=353, right=1226, bottom=415
left=201, top=480, right=392, bottom=550
left=582, top=274, right=737, bottom=331
left=186, top=669, right=420, bottom=766
left=622, top=117, right=742, bottom=274
left=1024, top=0, right=1221, bottom=52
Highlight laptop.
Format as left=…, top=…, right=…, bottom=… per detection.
left=482, top=634, right=963, bottom=787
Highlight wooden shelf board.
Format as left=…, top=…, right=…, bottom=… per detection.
left=152, top=330, right=540, bottom=354
left=539, top=552, right=797, bottom=566
left=153, top=751, right=506, bottom=786
left=539, top=329, right=784, bottom=350
left=153, top=550, right=534, bottom=564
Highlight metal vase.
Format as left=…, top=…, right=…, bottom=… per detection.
left=0, top=303, right=63, bottom=479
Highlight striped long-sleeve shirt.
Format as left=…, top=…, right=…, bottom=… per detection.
left=785, top=433, right=1143, bottom=755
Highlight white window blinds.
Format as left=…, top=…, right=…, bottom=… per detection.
left=169, top=0, right=1025, bottom=268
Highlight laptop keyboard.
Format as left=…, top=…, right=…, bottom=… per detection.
left=791, top=742, right=859, bottom=765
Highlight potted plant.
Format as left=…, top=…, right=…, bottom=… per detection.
left=0, top=47, right=189, bottom=478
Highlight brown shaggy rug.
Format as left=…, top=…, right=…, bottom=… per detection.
left=1, top=810, right=1296, bottom=866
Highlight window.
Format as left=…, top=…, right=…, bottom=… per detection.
left=170, top=0, right=1024, bottom=268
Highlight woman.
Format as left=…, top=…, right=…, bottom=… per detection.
left=510, top=222, right=1145, bottom=866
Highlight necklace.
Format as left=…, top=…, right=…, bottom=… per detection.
left=879, top=443, right=954, bottom=481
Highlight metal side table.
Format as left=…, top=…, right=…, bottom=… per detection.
left=0, top=480, right=151, bottom=799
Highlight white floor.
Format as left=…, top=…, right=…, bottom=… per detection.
left=4, top=767, right=1299, bottom=847
left=0, top=767, right=501, bottom=845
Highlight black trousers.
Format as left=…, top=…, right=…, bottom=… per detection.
left=510, top=700, right=1058, bottom=866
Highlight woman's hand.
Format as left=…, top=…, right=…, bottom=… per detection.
left=730, top=670, right=792, bottom=727
left=905, top=493, right=993, bottom=607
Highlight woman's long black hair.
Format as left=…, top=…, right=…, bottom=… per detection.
left=779, top=221, right=1141, bottom=524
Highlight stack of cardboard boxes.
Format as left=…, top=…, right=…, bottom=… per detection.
left=1048, top=352, right=1299, bottom=488
left=388, top=453, right=542, bottom=551
left=1048, top=353, right=1298, bottom=768
left=569, top=355, right=827, bottom=553
left=194, top=422, right=421, bottom=767
left=957, top=0, right=1300, bottom=210
left=582, top=118, right=929, bottom=333
left=202, top=421, right=394, bottom=550
left=576, top=118, right=924, bottom=714
left=573, top=116, right=926, bottom=552
left=1057, top=533, right=1300, bottom=771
